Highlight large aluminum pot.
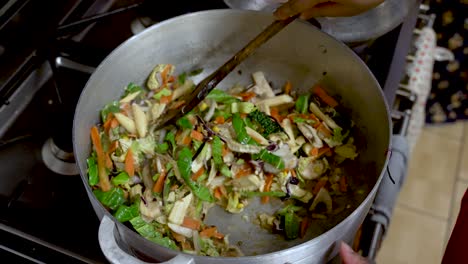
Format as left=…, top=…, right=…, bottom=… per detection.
left=73, top=9, right=391, bottom=264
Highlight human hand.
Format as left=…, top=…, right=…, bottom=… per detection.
left=340, top=242, right=370, bottom=264
left=274, top=0, right=385, bottom=19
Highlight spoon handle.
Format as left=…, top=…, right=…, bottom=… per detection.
left=156, top=15, right=298, bottom=129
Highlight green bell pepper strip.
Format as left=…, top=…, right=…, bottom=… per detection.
left=295, top=95, right=309, bottom=114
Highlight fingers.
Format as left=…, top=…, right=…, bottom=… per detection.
left=274, top=0, right=323, bottom=19
left=299, top=3, right=363, bottom=19
left=340, top=242, right=369, bottom=264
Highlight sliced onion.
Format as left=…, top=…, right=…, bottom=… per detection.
left=168, top=223, right=193, bottom=238
left=204, top=101, right=217, bottom=122
left=132, top=176, right=142, bottom=184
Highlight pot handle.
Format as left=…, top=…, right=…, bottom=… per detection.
left=98, top=215, right=195, bottom=264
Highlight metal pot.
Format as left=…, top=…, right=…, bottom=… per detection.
left=223, top=0, right=417, bottom=44
left=73, top=10, right=391, bottom=264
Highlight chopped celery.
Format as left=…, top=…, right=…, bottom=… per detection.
left=111, top=171, right=130, bottom=186
left=124, top=82, right=143, bottom=96
left=212, top=136, right=223, bottom=166
left=295, top=95, right=309, bottom=114
left=231, top=102, right=256, bottom=114
left=153, top=88, right=172, bottom=100
left=220, top=164, right=232, bottom=177
left=177, top=116, right=193, bottom=130
left=232, top=113, right=256, bottom=145
left=256, top=149, right=285, bottom=170
left=87, top=153, right=98, bottom=186
left=331, top=127, right=350, bottom=144
left=206, top=89, right=240, bottom=104
left=155, top=142, right=169, bottom=153
left=284, top=211, right=300, bottom=240
left=100, top=101, right=120, bottom=122
left=165, top=131, right=176, bottom=153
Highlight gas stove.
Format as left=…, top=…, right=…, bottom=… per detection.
left=0, top=0, right=421, bottom=263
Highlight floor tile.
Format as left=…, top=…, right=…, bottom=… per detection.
left=459, top=124, right=468, bottom=181
left=424, top=122, right=464, bottom=142
left=376, top=206, right=447, bottom=264
left=397, top=128, right=461, bottom=218
left=446, top=180, right=468, bottom=241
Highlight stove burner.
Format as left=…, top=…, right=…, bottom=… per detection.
left=41, top=138, right=78, bottom=176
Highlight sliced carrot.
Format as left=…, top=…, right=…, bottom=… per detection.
left=108, top=141, right=119, bottom=154
left=200, top=227, right=217, bottom=238
left=182, top=135, right=191, bottom=146
left=310, top=147, right=319, bottom=156
left=105, top=154, right=113, bottom=169
left=191, top=130, right=204, bottom=141
left=213, top=231, right=224, bottom=239
left=103, top=114, right=113, bottom=133
left=313, top=85, right=338, bottom=108
left=300, top=218, right=309, bottom=238
left=316, top=123, right=332, bottom=138
left=192, top=167, right=205, bottom=181
left=90, top=126, right=111, bottom=191
left=214, top=187, right=222, bottom=200
left=182, top=217, right=201, bottom=230
left=161, top=64, right=171, bottom=87
left=222, top=145, right=229, bottom=157
left=215, top=116, right=225, bottom=124
left=124, top=148, right=135, bottom=177
left=339, top=175, right=348, bottom=193
left=284, top=81, right=292, bottom=94
left=171, top=231, right=186, bottom=243
left=110, top=118, right=119, bottom=129
left=152, top=171, right=167, bottom=193
left=262, top=173, right=274, bottom=204
left=160, top=94, right=173, bottom=104
left=239, top=91, right=256, bottom=101
left=312, top=178, right=328, bottom=195
left=218, top=185, right=227, bottom=197
left=318, top=147, right=331, bottom=158
left=167, top=75, right=175, bottom=83
left=270, top=107, right=282, bottom=122
left=240, top=113, right=248, bottom=119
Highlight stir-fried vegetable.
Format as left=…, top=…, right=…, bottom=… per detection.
left=87, top=65, right=360, bottom=256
